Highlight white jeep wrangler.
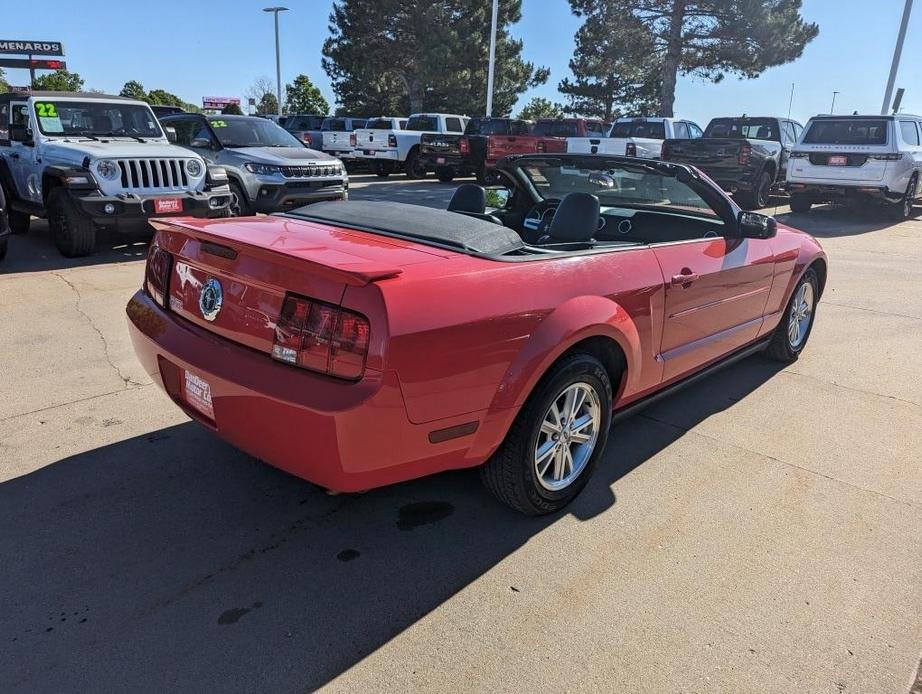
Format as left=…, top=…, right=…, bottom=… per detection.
left=0, top=91, right=231, bottom=257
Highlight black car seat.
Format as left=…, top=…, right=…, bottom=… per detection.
left=537, top=192, right=599, bottom=247
left=93, top=114, right=114, bottom=132
left=756, top=125, right=771, bottom=139
left=447, top=184, right=502, bottom=224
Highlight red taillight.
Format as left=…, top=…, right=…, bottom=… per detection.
left=272, top=294, right=370, bottom=380
left=387, top=133, right=397, bottom=147
left=625, top=142, right=637, bottom=157
left=145, top=244, right=172, bottom=308
left=459, top=137, right=470, bottom=155
left=536, top=140, right=546, bottom=153
left=660, top=142, right=671, bottom=160
left=303, top=133, right=312, bottom=146
left=738, top=143, right=752, bottom=165
left=349, top=133, right=357, bottom=147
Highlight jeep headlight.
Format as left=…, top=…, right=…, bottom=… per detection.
left=95, top=159, right=121, bottom=181
left=244, top=162, right=282, bottom=175
left=186, top=159, right=204, bottom=177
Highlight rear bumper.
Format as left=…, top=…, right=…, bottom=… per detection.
left=786, top=181, right=895, bottom=200
left=74, top=188, right=231, bottom=225
left=323, top=149, right=357, bottom=160
left=418, top=152, right=475, bottom=172
left=126, top=291, right=504, bottom=491
left=247, top=180, right=347, bottom=213
left=354, top=149, right=399, bottom=162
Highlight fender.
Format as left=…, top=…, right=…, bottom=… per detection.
left=42, top=165, right=97, bottom=190
left=489, top=294, right=643, bottom=412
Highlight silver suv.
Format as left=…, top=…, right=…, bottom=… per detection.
left=161, top=114, right=347, bottom=215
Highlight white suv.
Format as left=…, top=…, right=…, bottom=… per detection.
left=786, top=114, right=922, bottom=219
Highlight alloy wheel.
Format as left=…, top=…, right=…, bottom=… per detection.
left=533, top=382, right=601, bottom=492
left=787, top=281, right=814, bottom=349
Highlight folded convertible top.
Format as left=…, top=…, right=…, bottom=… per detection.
left=283, top=200, right=525, bottom=256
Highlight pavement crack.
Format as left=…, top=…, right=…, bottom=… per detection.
left=0, top=384, right=152, bottom=424
left=53, top=271, right=145, bottom=389
left=781, top=370, right=920, bottom=410
left=638, top=413, right=921, bottom=511
left=822, top=301, right=922, bottom=322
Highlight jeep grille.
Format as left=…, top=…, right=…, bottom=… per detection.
left=280, top=165, right=339, bottom=178
left=118, top=159, right=191, bottom=190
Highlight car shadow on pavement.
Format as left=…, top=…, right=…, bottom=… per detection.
left=0, top=357, right=784, bottom=693
left=771, top=202, right=916, bottom=238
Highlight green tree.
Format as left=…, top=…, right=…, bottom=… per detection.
left=516, top=97, right=565, bottom=121
left=582, top=0, right=818, bottom=117
left=559, top=1, right=660, bottom=119
left=0, top=68, right=8, bottom=94
left=285, top=74, right=329, bottom=115
left=256, top=92, right=279, bottom=116
left=32, top=69, right=84, bottom=92
left=120, top=80, right=147, bottom=101
left=222, top=102, right=244, bottom=115
left=323, top=0, right=548, bottom=116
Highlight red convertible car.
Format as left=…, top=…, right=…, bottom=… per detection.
left=127, top=154, right=826, bottom=514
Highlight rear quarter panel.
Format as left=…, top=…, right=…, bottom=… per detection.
left=363, top=248, right=666, bottom=425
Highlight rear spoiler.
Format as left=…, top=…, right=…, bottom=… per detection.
left=150, top=218, right=403, bottom=287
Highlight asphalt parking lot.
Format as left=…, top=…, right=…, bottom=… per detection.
left=1, top=175, right=921, bottom=693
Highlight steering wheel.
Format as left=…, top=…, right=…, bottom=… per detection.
left=522, top=199, right=559, bottom=243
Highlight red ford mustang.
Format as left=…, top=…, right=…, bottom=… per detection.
left=127, top=154, right=826, bottom=514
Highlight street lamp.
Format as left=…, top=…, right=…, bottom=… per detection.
left=485, top=0, right=499, bottom=117
left=263, top=6, right=289, bottom=118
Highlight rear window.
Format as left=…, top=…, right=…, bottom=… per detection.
left=322, top=118, right=346, bottom=131
left=405, top=115, right=439, bottom=131
left=466, top=118, right=512, bottom=136
left=533, top=121, right=579, bottom=138
left=288, top=115, right=324, bottom=130
left=705, top=118, right=779, bottom=140
left=351, top=119, right=367, bottom=130
left=610, top=121, right=666, bottom=139
left=366, top=118, right=395, bottom=130
left=803, top=119, right=889, bottom=145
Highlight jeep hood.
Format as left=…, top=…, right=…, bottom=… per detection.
left=42, top=139, right=200, bottom=164
left=224, top=146, right=337, bottom=164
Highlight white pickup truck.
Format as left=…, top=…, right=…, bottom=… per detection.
left=320, top=116, right=368, bottom=163
left=566, top=117, right=704, bottom=160
left=353, top=113, right=467, bottom=178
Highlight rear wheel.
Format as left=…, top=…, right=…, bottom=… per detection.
left=435, top=166, right=455, bottom=183
left=48, top=188, right=96, bottom=258
left=404, top=150, right=427, bottom=179
left=887, top=174, right=918, bottom=221
left=737, top=171, right=772, bottom=209
left=480, top=353, right=613, bottom=515
left=228, top=180, right=251, bottom=217
left=789, top=195, right=812, bottom=214
left=764, top=268, right=818, bottom=363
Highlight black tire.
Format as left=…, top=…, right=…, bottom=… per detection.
left=480, top=352, right=613, bottom=515
left=404, top=149, right=427, bottom=179
left=0, top=235, right=7, bottom=261
left=8, top=209, right=30, bottom=234
left=48, top=188, right=96, bottom=258
left=789, top=195, right=812, bottom=214
left=887, top=174, right=918, bottom=221
left=764, top=267, right=819, bottom=363
left=435, top=166, right=455, bottom=183
left=737, top=171, right=772, bottom=210
left=373, top=161, right=391, bottom=178
left=228, top=180, right=251, bottom=217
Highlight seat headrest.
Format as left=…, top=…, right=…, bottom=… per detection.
left=448, top=184, right=487, bottom=214
left=547, top=192, right=599, bottom=243
left=94, top=114, right=113, bottom=132
left=756, top=126, right=771, bottom=139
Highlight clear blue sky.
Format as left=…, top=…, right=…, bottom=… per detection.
left=3, top=0, right=920, bottom=124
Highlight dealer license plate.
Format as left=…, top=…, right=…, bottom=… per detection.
left=827, top=155, right=848, bottom=166
left=183, top=369, right=214, bottom=420
left=154, top=198, right=183, bottom=214
left=363, top=149, right=374, bottom=155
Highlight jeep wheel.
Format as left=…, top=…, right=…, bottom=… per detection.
left=8, top=209, right=30, bottom=235
left=48, top=188, right=96, bottom=258
left=404, top=150, right=427, bottom=179
left=229, top=181, right=251, bottom=217
left=789, top=195, right=812, bottom=214
left=435, top=166, right=455, bottom=183
left=480, top=353, right=613, bottom=515
left=888, top=174, right=918, bottom=221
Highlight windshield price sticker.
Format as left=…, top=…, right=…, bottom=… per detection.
left=211, top=120, right=227, bottom=128
left=35, top=102, right=58, bottom=118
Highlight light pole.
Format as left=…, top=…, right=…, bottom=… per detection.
left=263, top=6, right=289, bottom=118
left=485, top=0, right=499, bottom=117
left=830, top=91, right=839, bottom=114
left=881, top=0, right=913, bottom=115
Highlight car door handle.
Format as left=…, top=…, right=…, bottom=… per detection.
left=671, top=271, right=699, bottom=286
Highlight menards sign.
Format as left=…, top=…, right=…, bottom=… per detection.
left=0, top=40, right=65, bottom=56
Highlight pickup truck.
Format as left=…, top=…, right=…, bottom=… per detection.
left=419, top=117, right=559, bottom=183
left=320, top=116, right=368, bottom=164
left=661, top=116, right=802, bottom=209
left=353, top=113, right=467, bottom=178
left=566, top=117, right=703, bottom=159
left=284, top=114, right=326, bottom=148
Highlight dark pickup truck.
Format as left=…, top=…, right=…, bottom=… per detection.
left=661, top=116, right=803, bottom=209
left=419, top=117, right=573, bottom=183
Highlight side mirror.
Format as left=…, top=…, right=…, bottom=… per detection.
left=737, top=211, right=777, bottom=239
left=164, top=126, right=177, bottom=143
left=10, top=124, right=33, bottom=145
left=190, top=137, right=213, bottom=149
left=485, top=187, right=511, bottom=209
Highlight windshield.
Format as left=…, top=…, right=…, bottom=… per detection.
left=610, top=121, right=666, bottom=139
left=705, top=118, right=778, bottom=141
left=803, top=119, right=889, bottom=145
left=405, top=115, right=439, bottom=131
left=209, top=117, right=304, bottom=148
left=519, top=159, right=720, bottom=219
left=533, top=121, right=579, bottom=138
left=32, top=100, right=162, bottom=138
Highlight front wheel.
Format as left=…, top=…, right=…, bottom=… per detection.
left=480, top=353, right=613, bottom=515
left=789, top=195, right=812, bottom=214
left=48, top=188, right=96, bottom=258
left=764, top=268, right=819, bottom=363
left=228, top=181, right=251, bottom=217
